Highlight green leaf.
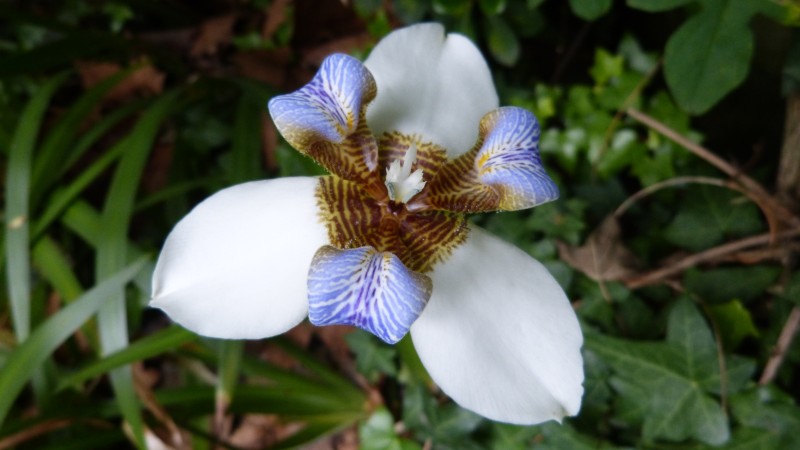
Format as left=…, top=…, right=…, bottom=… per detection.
left=568, top=0, right=613, bottom=21
left=596, top=129, right=646, bottom=178
left=479, top=0, right=507, bottom=15
left=392, top=0, right=430, bottom=23
left=31, top=67, right=135, bottom=205
left=586, top=298, right=731, bottom=445
left=720, top=428, right=782, bottom=450
left=403, top=383, right=483, bottom=446
left=56, top=326, right=195, bottom=391
left=229, top=94, right=263, bottom=183
left=5, top=72, right=69, bottom=342
left=589, top=48, right=625, bottom=87
left=626, top=0, right=693, bottom=12
left=360, top=408, right=422, bottom=450
left=730, top=387, right=800, bottom=448
left=663, top=185, right=763, bottom=251
left=433, top=0, right=471, bottom=15
left=396, top=334, right=431, bottom=384
left=484, top=15, right=520, bottom=66
left=0, top=259, right=147, bottom=427
left=345, top=330, right=397, bottom=382
left=780, top=271, right=800, bottom=307
left=684, top=266, right=781, bottom=304
left=215, top=339, right=244, bottom=413
left=32, top=101, right=144, bottom=239
left=94, top=90, right=181, bottom=448
left=664, top=0, right=758, bottom=114
left=491, top=423, right=540, bottom=450
left=708, top=300, right=759, bottom=348
left=535, top=422, right=621, bottom=449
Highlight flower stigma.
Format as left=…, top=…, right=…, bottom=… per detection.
left=385, top=143, right=426, bottom=203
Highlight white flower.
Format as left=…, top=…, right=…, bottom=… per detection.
left=151, top=23, right=583, bottom=425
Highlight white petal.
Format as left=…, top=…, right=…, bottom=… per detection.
left=150, top=177, right=328, bottom=339
left=410, top=227, right=584, bottom=424
left=364, top=23, right=498, bottom=157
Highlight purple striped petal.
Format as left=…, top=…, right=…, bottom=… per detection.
left=268, top=53, right=376, bottom=151
left=307, top=245, right=432, bottom=344
left=477, top=107, right=559, bottom=210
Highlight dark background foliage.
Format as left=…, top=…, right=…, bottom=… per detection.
left=1, top=0, right=800, bottom=448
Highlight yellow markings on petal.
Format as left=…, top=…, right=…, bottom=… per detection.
left=421, top=145, right=502, bottom=213
left=307, top=109, right=381, bottom=185
left=316, top=175, right=468, bottom=273
left=477, top=151, right=490, bottom=171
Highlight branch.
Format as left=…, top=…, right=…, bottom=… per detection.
left=760, top=306, right=800, bottom=385
left=624, top=228, right=800, bottom=289
left=626, top=108, right=800, bottom=230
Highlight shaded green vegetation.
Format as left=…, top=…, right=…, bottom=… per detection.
left=2, top=0, right=800, bottom=448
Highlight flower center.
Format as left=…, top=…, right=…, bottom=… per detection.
left=315, top=132, right=468, bottom=273
left=385, top=143, right=426, bottom=203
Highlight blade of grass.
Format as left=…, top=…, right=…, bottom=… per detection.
left=214, top=340, right=242, bottom=438
left=181, top=345, right=363, bottom=403
left=31, top=67, right=136, bottom=205
left=0, top=258, right=147, bottom=427
left=94, top=90, right=181, bottom=448
left=32, top=236, right=84, bottom=303
left=31, top=100, right=147, bottom=240
left=32, top=236, right=99, bottom=348
left=133, top=179, right=215, bottom=213
left=269, top=421, right=348, bottom=450
left=272, top=337, right=364, bottom=394
left=156, top=386, right=365, bottom=419
left=230, top=94, right=263, bottom=183
left=55, top=326, right=195, bottom=391
left=5, top=72, right=69, bottom=342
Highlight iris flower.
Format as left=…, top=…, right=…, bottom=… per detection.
left=151, top=23, right=583, bottom=425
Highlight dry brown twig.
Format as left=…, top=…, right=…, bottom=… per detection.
left=626, top=108, right=800, bottom=234
left=760, top=306, right=800, bottom=385
left=623, top=228, right=800, bottom=289
left=620, top=107, right=800, bottom=386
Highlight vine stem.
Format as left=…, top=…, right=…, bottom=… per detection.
left=760, top=306, right=800, bottom=385
left=626, top=108, right=800, bottom=231
left=624, top=228, right=800, bottom=289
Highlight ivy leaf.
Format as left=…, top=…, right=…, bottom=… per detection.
left=345, top=330, right=397, bottom=382
left=568, top=0, right=613, bottom=21
left=360, top=408, right=422, bottom=450
left=484, top=15, right=520, bottom=66
left=730, top=387, right=800, bottom=448
left=719, top=428, right=782, bottom=449
left=403, top=383, right=483, bottom=448
left=478, top=0, right=507, bottom=16
left=663, top=185, right=763, bottom=252
left=664, top=0, right=760, bottom=114
left=684, top=266, right=781, bottom=304
left=586, top=298, right=732, bottom=445
left=626, top=0, right=693, bottom=12
left=433, top=0, right=471, bottom=15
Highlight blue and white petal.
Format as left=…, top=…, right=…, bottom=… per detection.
left=268, top=53, right=377, bottom=151
left=476, top=107, right=559, bottom=210
left=410, top=227, right=584, bottom=425
left=150, top=177, right=328, bottom=339
left=364, top=23, right=498, bottom=157
left=308, top=246, right=432, bottom=344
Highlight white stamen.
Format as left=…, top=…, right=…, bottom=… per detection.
left=385, top=143, right=426, bottom=203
